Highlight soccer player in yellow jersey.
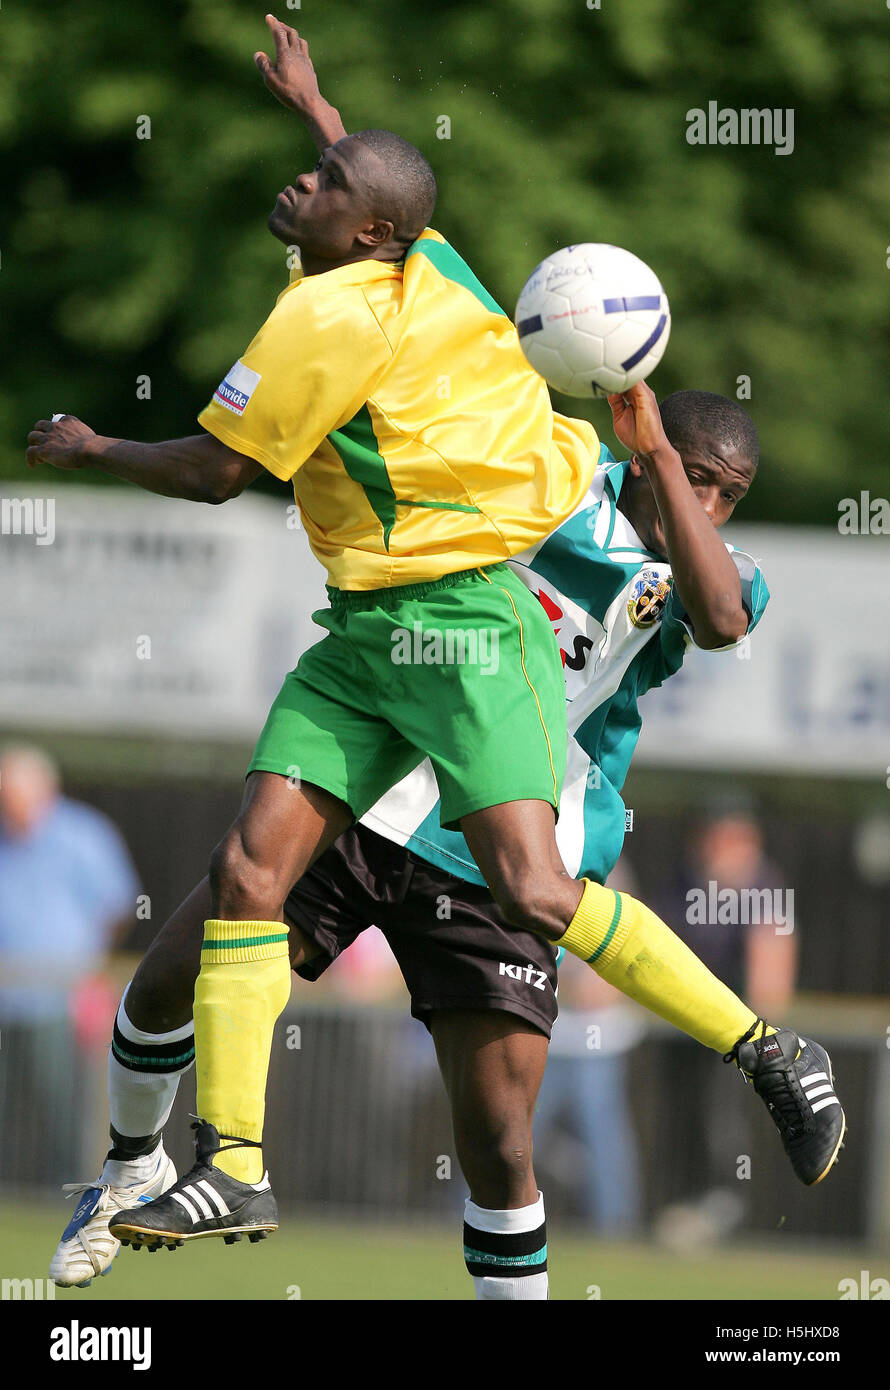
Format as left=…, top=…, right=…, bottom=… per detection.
left=28, top=17, right=843, bottom=1252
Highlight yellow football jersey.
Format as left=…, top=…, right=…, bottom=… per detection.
left=198, top=229, right=598, bottom=590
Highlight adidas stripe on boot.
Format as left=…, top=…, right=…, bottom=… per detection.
left=109, top=1121, right=278, bottom=1251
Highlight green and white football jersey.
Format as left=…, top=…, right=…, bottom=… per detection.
left=360, top=444, right=769, bottom=886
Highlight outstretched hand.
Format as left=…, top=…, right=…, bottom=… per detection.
left=607, top=381, right=670, bottom=461
left=26, top=415, right=95, bottom=470
left=255, top=14, right=322, bottom=112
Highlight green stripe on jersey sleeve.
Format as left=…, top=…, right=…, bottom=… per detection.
left=405, top=237, right=507, bottom=317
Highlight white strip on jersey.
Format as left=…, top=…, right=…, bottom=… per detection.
left=361, top=758, right=440, bottom=848
left=553, top=739, right=593, bottom=879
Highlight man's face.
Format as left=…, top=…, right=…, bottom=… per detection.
left=267, top=137, right=389, bottom=264
left=625, top=434, right=756, bottom=556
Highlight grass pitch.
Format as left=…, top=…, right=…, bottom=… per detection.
left=0, top=1200, right=877, bottom=1301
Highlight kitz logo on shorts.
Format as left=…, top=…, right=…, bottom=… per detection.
left=499, top=961, right=547, bottom=991
left=212, top=360, right=262, bottom=417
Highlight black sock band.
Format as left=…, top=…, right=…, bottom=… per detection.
left=108, top=1126, right=164, bottom=1160
left=463, top=1220, right=548, bottom=1279
left=111, top=1018, right=195, bottom=1074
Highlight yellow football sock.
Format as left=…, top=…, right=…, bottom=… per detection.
left=561, top=880, right=776, bottom=1054
left=194, top=920, right=292, bottom=1183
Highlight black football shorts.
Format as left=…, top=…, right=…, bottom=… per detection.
left=283, top=822, right=558, bottom=1038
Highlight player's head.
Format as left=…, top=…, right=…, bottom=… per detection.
left=623, top=390, right=759, bottom=557
left=268, top=130, right=437, bottom=271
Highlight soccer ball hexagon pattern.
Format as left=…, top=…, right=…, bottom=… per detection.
left=515, top=243, right=671, bottom=398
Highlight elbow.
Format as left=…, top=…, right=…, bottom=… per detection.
left=202, top=449, right=260, bottom=504
left=202, top=471, right=244, bottom=505
left=695, top=610, right=749, bottom=650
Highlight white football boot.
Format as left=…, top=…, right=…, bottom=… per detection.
left=49, top=1144, right=177, bottom=1287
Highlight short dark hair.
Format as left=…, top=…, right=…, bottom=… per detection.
left=659, top=390, right=759, bottom=467
left=352, top=128, right=438, bottom=248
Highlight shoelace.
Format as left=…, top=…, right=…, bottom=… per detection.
left=722, top=1017, right=766, bottom=1067
left=61, top=1181, right=108, bottom=1204
left=188, top=1116, right=263, bottom=1169
left=724, top=1023, right=815, bottom=1136
left=57, top=1184, right=113, bottom=1276
left=755, top=1064, right=816, bottom=1138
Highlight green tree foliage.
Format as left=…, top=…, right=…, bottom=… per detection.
left=2, top=0, right=888, bottom=522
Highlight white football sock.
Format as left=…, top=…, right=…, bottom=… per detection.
left=107, top=984, right=194, bottom=1158
left=464, top=1193, right=549, bottom=1300
left=100, top=1142, right=164, bottom=1187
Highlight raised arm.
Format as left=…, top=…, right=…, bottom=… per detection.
left=254, top=15, right=347, bottom=151
left=26, top=416, right=263, bottom=504
left=608, top=383, right=749, bottom=649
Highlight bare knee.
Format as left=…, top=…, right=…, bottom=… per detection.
left=209, top=829, right=287, bottom=920
left=126, top=968, right=194, bottom=1033
left=458, top=1117, right=536, bottom=1210
left=495, top=868, right=573, bottom=940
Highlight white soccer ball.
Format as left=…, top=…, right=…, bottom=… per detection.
left=514, top=243, right=671, bottom=398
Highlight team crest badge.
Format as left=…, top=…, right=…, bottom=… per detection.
left=627, top=570, right=672, bottom=628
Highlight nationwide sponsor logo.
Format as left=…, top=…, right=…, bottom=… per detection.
left=627, top=570, right=672, bottom=629
left=214, top=381, right=250, bottom=413
left=499, top=961, right=548, bottom=991
left=212, top=360, right=262, bottom=417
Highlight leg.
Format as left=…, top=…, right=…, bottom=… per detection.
left=50, top=883, right=220, bottom=1287
left=432, top=1009, right=545, bottom=1208
left=431, top=1009, right=549, bottom=1300
left=209, top=773, right=353, bottom=920
left=460, top=799, right=582, bottom=941
left=50, top=875, right=322, bottom=1287
left=347, top=815, right=560, bottom=1299
left=103, top=879, right=216, bottom=1171
left=117, top=876, right=320, bottom=1161
left=126, top=876, right=321, bottom=1033
left=125, top=879, right=213, bottom=1033
left=194, top=773, right=351, bottom=1183
left=462, top=799, right=764, bottom=1054
left=462, top=803, right=846, bottom=1185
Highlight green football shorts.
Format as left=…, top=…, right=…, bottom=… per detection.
left=248, top=563, right=566, bottom=829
